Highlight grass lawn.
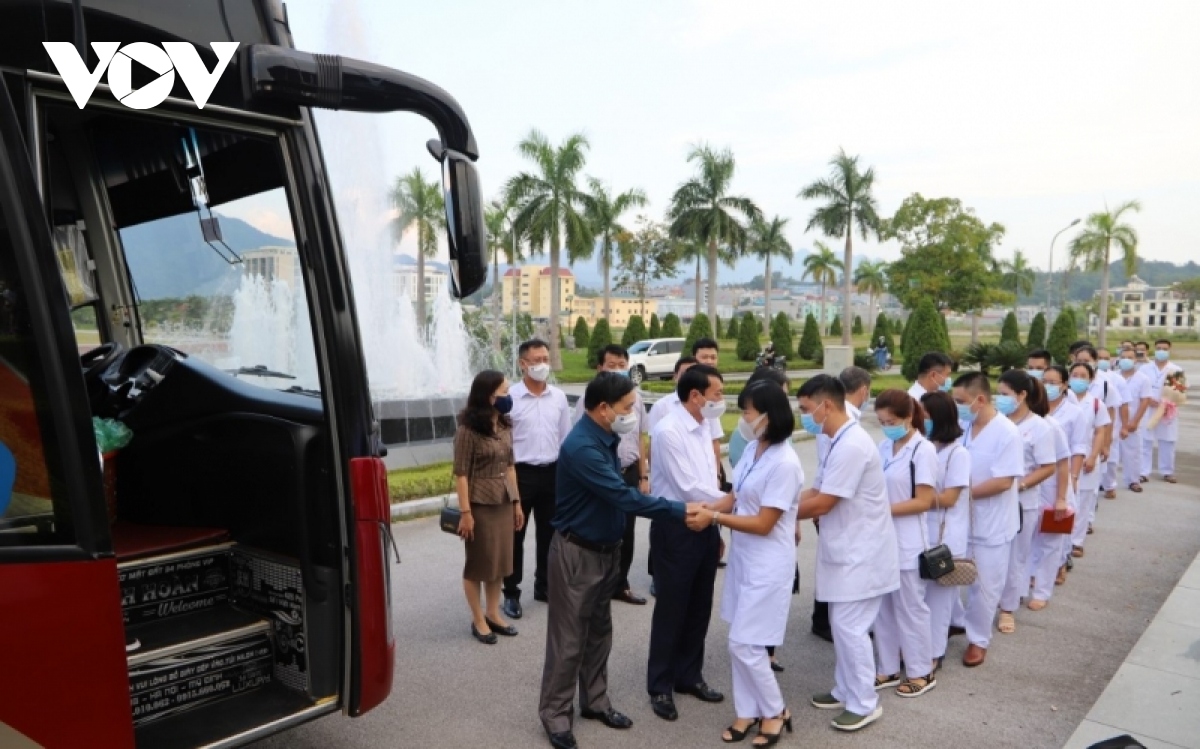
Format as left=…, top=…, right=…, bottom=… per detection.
left=387, top=462, right=455, bottom=502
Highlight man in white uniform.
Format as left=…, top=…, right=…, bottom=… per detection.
left=907, top=352, right=953, bottom=400
left=646, top=356, right=699, bottom=433
left=1141, top=339, right=1184, bottom=483
left=951, top=372, right=1024, bottom=669
left=1095, top=347, right=1130, bottom=498
left=1116, top=348, right=1153, bottom=492
left=798, top=375, right=899, bottom=733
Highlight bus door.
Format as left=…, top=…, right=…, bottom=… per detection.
left=0, top=77, right=133, bottom=746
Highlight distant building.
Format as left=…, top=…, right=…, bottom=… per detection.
left=241, top=246, right=298, bottom=289
left=1090, top=275, right=1197, bottom=334
left=573, top=296, right=658, bottom=328
left=501, top=265, right=576, bottom=321
left=654, top=298, right=735, bottom=322
left=392, top=255, right=450, bottom=304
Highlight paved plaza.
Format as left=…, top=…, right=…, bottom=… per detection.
left=258, top=364, right=1200, bottom=749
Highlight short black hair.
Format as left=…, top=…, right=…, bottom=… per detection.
left=838, top=366, right=872, bottom=395
left=1069, top=361, right=1095, bottom=380
left=953, top=371, right=991, bottom=396
left=673, top=355, right=698, bottom=375
left=1155, top=338, right=1172, bottom=348
left=917, top=352, right=953, bottom=375
left=1045, top=365, right=1069, bottom=383
left=999, top=369, right=1046, bottom=416
left=1073, top=345, right=1098, bottom=362
left=519, top=339, right=549, bottom=358
left=1135, top=341, right=1150, bottom=348
left=1068, top=340, right=1094, bottom=354
left=692, top=337, right=719, bottom=355
left=796, top=374, right=845, bottom=407
left=1027, top=349, right=1052, bottom=365
left=920, top=391, right=963, bottom=444
left=677, top=364, right=722, bottom=402
left=584, top=371, right=636, bottom=410
left=738, top=369, right=789, bottom=409
left=741, top=382, right=795, bottom=444
left=598, top=344, right=629, bottom=366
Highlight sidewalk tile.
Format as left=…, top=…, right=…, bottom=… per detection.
left=1179, top=558, right=1200, bottom=591
left=1065, top=720, right=1188, bottom=749
left=1126, top=619, right=1200, bottom=681
left=1154, top=585, right=1200, bottom=629
left=1084, top=663, right=1200, bottom=748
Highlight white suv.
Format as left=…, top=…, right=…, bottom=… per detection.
left=626, top=338, right=686, bottom=384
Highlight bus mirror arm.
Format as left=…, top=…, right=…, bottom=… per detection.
left=243, top=45, right=478, bottom=160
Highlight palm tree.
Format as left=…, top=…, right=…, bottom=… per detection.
left=748, top=216, right=794, bottom=324
left=798, top=149, right=881, bottom=345
left=1069, top=200, right=1141, bottom=348
left=1000, top=249, right=1036, bottom=314
left=390, top=167, right=444, bottom=330
left=505, top=130, right=593, bottom=370
left=675, top=237, right=707, bottom=317
left=583, top=178, right=647, bottom=322
left=801, top=241, right=844, bottom=335
left=485, top=198, right=520, bottom=353
left=667, top=144, right=762, bottom=323
left=853, top=259, right=888, bottom=336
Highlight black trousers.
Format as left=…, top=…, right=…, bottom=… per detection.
left=504, top=463, right=557, bottom=600
left=812, top=520, right=830, bottom=633
left=617, top=464, right=640, bottom=592
left=647, top=520, right=720, bottom=696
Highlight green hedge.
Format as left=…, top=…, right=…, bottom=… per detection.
left=388, top=462, right=455, bottom=502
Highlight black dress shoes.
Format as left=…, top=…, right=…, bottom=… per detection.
left=650, top=694, right=678, bottom=721
left=534, top=588, right=549, bottom=603
left=811, top=626, right=834, bottom=643
left=947, top=625, right=966, bottom=638
left=612, top=589, right=647, bottom=605
left=470, top=625, right=497, bottom=644
left=676, top=682, right=724, bottom=703
left=546, top=731, right=577, bottom=749
left=502, top=597, right=522, bottom=620
left=484, top=617, right=518, bottom=636
left=580, top=707, right=633, bottom=729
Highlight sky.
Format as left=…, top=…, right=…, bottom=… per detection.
left=228, top=0, right=1200, bottom=285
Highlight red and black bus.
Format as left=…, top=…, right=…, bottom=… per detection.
left=0, top=1, right=485, bottom=746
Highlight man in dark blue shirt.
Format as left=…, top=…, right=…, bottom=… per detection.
left=538, top=372, right=696, bottom=749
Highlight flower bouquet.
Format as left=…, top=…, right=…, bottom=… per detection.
left=1146, top=370, right=1188, bottom=429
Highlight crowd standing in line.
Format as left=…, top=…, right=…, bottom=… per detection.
left=447, top=334, right=1186, bottom=749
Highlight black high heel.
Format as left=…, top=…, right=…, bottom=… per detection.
left=721, top=718, right=759, bottom=743
left=752, top=711, right=792, bottom=747
left=470, top=624, right=497, bottom=644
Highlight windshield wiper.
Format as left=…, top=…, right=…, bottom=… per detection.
left=229, top=365, right=296, bottom=379
left=285, top=385, right=321, bottom=397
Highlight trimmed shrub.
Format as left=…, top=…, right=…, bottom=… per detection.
left=588, top=319, right=613, bottom=368
left=736, top=312, right=761, bottom=361
left=573, top=316, right=590, bottom=350
left=662, top=313, right=683, bottom=338
left=852, top=314, right=864, bottom=335
left=1046, top=311, right=1075, bottom=366
left=622, top=315, right=648, bottom=348
left=1027, top=312, right=1047, bottom=350
left=771, top=312, right=794, bottom=360
left=830, top=314, right=843, bottom=337
left=683, top=313, right=714, bottom=355
left=648, top=313, right=661, bottom=338
left=900, top=298, right=950, bottom=381
left=871, top=312, right=895, bottom=355
left=798, top=313, right=822, bottom=361
left=726, top=314, right=740, bottom=341
left=1000, top=311, right=1021, bottom=345
left=714, top=315, right=724, bottom=339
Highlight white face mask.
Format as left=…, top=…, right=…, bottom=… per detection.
left=525, top=363, right=551, bottom=382
left=611, top=411, right=639, bottom=435
left=701, top=398, right=727, bottom=419
left=737, top=414, right=767, bottom=442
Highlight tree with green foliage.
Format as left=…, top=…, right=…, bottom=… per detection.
left=756, top=316, right=765, bottom=334
left=622, top=315, right=648, bottom=348
left=1027, top=312, right=1047, bottom=350
left=588, top=318, right=613, bottom=368
left=1046, top=311, right=1075, bottom=365
left=1068, top=200, right=1141, bottom=348
left=1000, top=311, right=1021, bottom=345
left=798, top=313, right=822, bottom=361
left=714, top=315, right=724, bottom=339
left=582, top=177, right=647, bottom=324
left=1000, top=249, right=1036, bottom=313
left=802, top=240, right=844, bottom=335
left=830, top=315, right=843, bottom=337
left=852, top=315, right=863, bottom=335
left=749, top=215, right=794, bottom=323
left=662, top=313, right=683, bottom=338
left=648, top=313, right=661, bottom=338
left=737, top=312, right=761, bottom=361
left=901, top=298, right=951, bottom=381
left=391, top=167, right=445, bottom=331
left=771, top=312, right=794, bottom=359
left=616, top=216, right=680, bottom=320
left=901, top=312, right=913, bottom=352
left=871, top=312, right=894, bottom=354
left=684, top=313, right=714, bottom=355
left=573, top=316, right=590, bottom=350
left=854, top=259, right=889, bottom=334
left=726, top=314, right=740, bottom=341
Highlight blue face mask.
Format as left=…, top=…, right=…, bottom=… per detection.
left=924, top=418, right=934, bottom=438
left=494, top=395, right=513, bottom=414
left=1155, top=349, right=1170, bottom=362
left=1119, top=358, right=1135, bottom=372
left=1044, top=384, right=1062, bottom=401
left=800, top=413, right=822, bottom=436
left=995, top=394, right=1018, bottom=416
left=1097, top=360, right=1111, bottom=371
left=1027, top=368, right=1044, bottom=380
left=1068, top=378, right=1089, bottom=394
left=940, top=380, right=952, bottom=392
left=881, top=424, right=909, bottom=442
left=957, top=403, right=976, bottom=423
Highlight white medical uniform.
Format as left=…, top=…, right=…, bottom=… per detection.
left=1038, top=396, right=1091, bottom=597
left=1000, top=413, right=1058, bottom=613
left=907, top=382, right=929, bottom=400
left=1141, top=362, right=1183, bottom=478
left=1088, top=371, right=1124, bottom=490
left=1116, top=367, right=1153, bottom=486
left=1102, top=372, right=1131, bottom=491
left=1030, top=418, right=1073, bottom=602
left=924, top=443, right=970, bottom=660
left=962, top=414, right=1023, bottom=650
left=647, top=390, right=724, bottom=441
left=813, top=402, right=860, bottom=491
left=722, top=441, right=804, bottom=719
left=815, top=420, right=899, bottom=718
left=874, top=434, right=938, bottom=680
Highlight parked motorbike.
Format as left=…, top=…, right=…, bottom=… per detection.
left=755, top=351, right=787, bottom=371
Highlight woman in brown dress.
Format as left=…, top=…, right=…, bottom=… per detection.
left=454, top=370, right=525, bottom=644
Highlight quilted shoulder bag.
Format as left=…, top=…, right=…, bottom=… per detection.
left=936, top=446, right=978, bottom=586
left=439, top=497, right=462, bottom=534
left=915, top=449, right=955, bottom=580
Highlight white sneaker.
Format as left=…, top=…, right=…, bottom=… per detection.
left=831, top=706, right=883, bottom=732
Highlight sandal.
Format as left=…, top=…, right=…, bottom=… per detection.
left=998, top=611, right=1016, bottom=634
left=1140, top=475, right=1149, bottom=483
left=752, top=711, right=792, bottom=747
left=1028, top=599, right=1048, bottom=611
left=1072, top=545, right=1085, bottom=558
left=874, top=673, right=901, bottom=690
left=896, top=674, right=937, bottom=698
left=1104, top=489, right=1117, bottom=499
left=1088, top=523, right=1094, bottom=534
left=1164, top=475, right=1177, bottom=484
left=722, top=718, right=760, bottom=743
left=1056, top=565, right=1068, bottom=585
left=1129, top=483, right=1143, bottom=493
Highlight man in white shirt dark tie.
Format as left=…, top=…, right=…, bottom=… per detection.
left=503, top=339, right=572, bottom=620
left=646, top=364, right=729, bottom=720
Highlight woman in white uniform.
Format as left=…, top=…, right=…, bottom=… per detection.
left=918, top=391, right=971, bottom=671
left=872, top=390, right=938, bottom=697
left=689, top=382, right=803, bottom=746
left=996, top=370, right=1059, bottom=633
left=1065, top=362, right=1108, bottom=561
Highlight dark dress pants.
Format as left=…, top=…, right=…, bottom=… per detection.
left=647, top=520, right=720, bottom=696
left=504, top=463, right=557, bottom=600
left=812, top=520, right=830, bottom=634
left=617, top=464, right=640, bottom=592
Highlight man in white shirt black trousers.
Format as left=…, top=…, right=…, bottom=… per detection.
left=503, top=339, right=573, bottom=620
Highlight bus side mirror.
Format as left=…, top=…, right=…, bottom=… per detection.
left=426, top=139, right=486, bottom=300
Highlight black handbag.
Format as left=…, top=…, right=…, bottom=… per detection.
left=440, top=498, right=462, bottom=535
left=912, top=454, right=956, bottom=580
